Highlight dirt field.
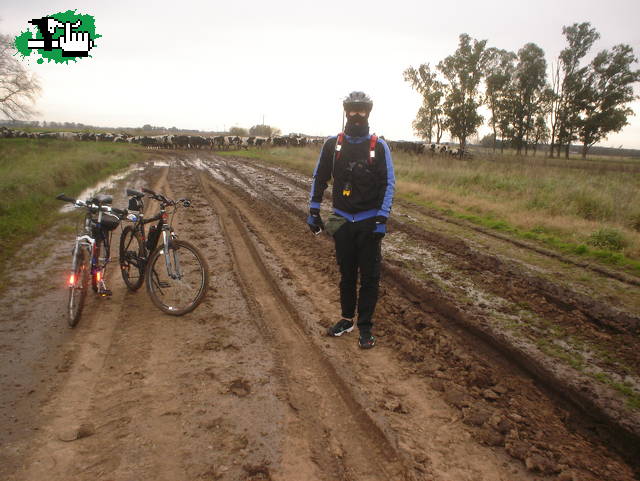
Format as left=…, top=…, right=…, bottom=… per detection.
left=1, top=152, right=639, bottom=481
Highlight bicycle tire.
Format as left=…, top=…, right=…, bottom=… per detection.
left=119, top=225, right=145, bottom=291
left=68, top=246, right=90, bottom=327
left=145, top=239, right=209, bottom=316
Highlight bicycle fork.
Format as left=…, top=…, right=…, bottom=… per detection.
left=91, top=242, right=111, bottom=297
left=69, top=236, right=93, bottom=288
left=162, top=229, right=182, bottom=280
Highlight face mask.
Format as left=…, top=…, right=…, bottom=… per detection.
left=345, top=113, right=369, bottom=136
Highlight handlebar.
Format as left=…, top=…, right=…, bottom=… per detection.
left=130, top=187, right=191, bottom=208
left=56, top=193, right=127, bottom=218
left=56, top=193, right=75, bottom=203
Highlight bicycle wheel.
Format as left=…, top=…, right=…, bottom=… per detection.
left=119, top=226, right=145, bottom=291
left=145, top=239, right=209, bottom=316
left=68, top=246, right=90, bottom=327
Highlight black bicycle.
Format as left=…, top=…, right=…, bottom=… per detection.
left=119, top=187, right=209, bottom=315
left=56, top=193, right=125, bottom=327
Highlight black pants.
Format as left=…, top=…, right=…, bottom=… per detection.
left=333, top=217, right=382, bottom=332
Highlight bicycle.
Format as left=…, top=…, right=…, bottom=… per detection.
left=119, top=187, right=209, bottom=316
left=56, top=193, right=125, bottom=327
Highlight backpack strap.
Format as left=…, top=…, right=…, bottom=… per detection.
left=368, top=134, right=378, bottom=166
left=335, top=132, right=345, bottom=161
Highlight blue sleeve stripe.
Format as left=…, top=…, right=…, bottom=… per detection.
left=310, top=201, right=321, bottom=209
left=378, top=139, right=395, bottom=216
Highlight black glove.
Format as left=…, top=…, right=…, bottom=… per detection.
left=372, top=216, right=387, bottom=240
left=307, top=208, right=324, bottom=234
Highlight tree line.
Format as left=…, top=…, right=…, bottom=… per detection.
left=404, top=23, right=640, bottom=158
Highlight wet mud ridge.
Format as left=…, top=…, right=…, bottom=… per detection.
left=1, top=152, right=639, bottom=481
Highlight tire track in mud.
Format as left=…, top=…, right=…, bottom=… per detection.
left=196, top=170, right=411, bottom=481
left=409, top=205, right=640, bottom=287
left=189, top=162, right=547, bottom=481
left=190, top=153, right=639, bottom=480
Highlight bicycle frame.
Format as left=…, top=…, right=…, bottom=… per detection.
left=122, top=187, right=208, bottom=316
left=59, top=194, right=124, bottom=292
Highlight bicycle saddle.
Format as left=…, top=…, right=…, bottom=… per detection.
left=126, top=188, right=145, bottom=198
left=91, top=194, right=113, bottom=205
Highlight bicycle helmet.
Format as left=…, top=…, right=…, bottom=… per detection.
left=343, top=91, right=373, bottom=113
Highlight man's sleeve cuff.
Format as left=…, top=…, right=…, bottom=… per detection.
left=310, top=201, right=321, bottom=210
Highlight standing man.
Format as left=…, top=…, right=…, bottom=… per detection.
left=307, top=91, right=395, bottom=349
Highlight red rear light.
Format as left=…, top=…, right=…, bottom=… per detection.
left=68, top=274, right=75, bottom=286
left=96, top=271, right=101, bottom=282
left=162, top=212, right=169, bottom=222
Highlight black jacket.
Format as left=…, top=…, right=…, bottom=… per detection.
left=309, top=134, right=395, bottom=221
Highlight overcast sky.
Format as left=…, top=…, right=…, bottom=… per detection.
left=4, top=0, right=640, bottom=148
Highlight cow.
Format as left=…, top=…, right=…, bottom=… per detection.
left=254, top=136, right=269, bottom=147
left=212, top=135, right=227, bottom=150
left=226, top=136, right=241, bottom=150
left=188, top=135, right=208, bottom=149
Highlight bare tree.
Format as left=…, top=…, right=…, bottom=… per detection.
left=0, top=34, right=41, bottom=120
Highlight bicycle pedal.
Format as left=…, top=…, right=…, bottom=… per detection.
left=98, top=288, right=112, bottom=297
left=158, top=282, right=170, bottom=288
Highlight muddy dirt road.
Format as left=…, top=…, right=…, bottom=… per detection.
left=1, top=153, right=639, bottom=481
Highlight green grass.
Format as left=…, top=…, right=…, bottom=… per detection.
left=0, top=138, right=145, bottom=281
left=589, top=372, right=640, bottom=410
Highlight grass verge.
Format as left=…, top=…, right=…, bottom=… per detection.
left=0, top=138, right=145, bottom=286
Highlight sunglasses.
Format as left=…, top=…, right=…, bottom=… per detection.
left=347, top=110, right=368, bottom=117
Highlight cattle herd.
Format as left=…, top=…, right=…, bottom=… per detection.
left=0, top=127, right=323, bottom=150
left=0, top=126, right=470, bottom=157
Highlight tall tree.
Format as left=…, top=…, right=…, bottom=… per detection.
left=551, top=23, right=600, bottom=158
left=483, top=48, right=517, bottom=152
left=249, top=124, right=278, bottom=137
left=512, top=43, right=547, bottom=155
left=403, top=64, right=445, bottom=143
left=577, top=44, right=640, bottom=158
left=0, top=34, right=40, bottom=120
left=437, top=33, right=487, bottom=156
